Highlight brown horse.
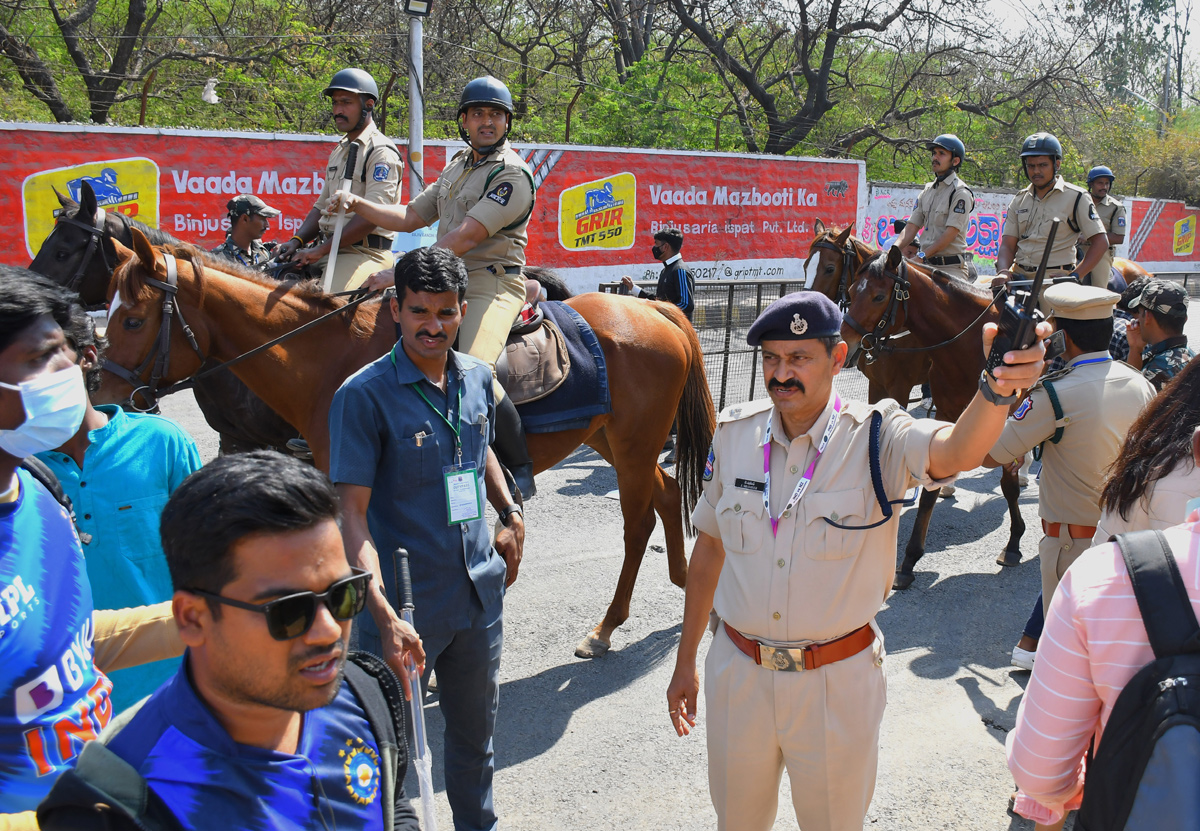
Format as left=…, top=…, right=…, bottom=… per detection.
left=807, top=220, right=932, bottom=405
left=841, top=246, right=1027, bottom=589
left=98, top=228, right=716, bottom=659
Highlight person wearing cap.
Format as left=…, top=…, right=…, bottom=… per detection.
left=984, top=283, right=1155, bottom=671
left=328, top=75, right=538, bottom=499
left=1126, top=279, right=1194, bottom=391
left=211, top=194, right=281, bottom=269
left=275, top=68, right=402, bottom=293
left=1080, top=165, right=1126, bottom=289
left=619, top=227, right=695, bottom=320
left=665, top=290, right=1051, bottom=831
left=892, top=134, right=978, bottom=280
left=995, top=133, right=1108, bottom=286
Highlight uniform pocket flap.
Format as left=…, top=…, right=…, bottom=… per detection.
left=716, top=489, right=766, bottom=518
left=803, top=489, right=867, bottom=525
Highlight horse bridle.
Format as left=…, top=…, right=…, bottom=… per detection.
left=843, top=255, right=1004, bottom=364
left=55, top=205, right=112, bottom=293
left=808, top=239, right=857, bottom=310
left=102, top=254, right=206, bottom=412
left=103, top=253, right=381, bottom=411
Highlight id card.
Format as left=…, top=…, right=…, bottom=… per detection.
left=444, top=463, right=482, bottom=525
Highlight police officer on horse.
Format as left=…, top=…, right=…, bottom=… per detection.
left=275, top=68, right=403, bottom=292
left=893, top=134, right=978, bottom=280
left=1081, top=165, right=1127, bottom=289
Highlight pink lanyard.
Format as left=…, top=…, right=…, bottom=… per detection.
left=763, top=396, right=842, bottom=537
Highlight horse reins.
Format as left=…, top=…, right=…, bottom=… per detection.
left=103, top=254, right=380, bottom=411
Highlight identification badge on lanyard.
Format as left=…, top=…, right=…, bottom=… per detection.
left=444, top=462, right=481, bottom=525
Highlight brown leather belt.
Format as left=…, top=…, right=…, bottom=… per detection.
left=1042, top=519, right=1097, bottom=540
left=1015, top=263, right=1075, bottom=273
left=723, top=622, right=875, bottom=671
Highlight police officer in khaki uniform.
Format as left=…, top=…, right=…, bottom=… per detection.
left=666, top=292, right=1050, bottom=831
left=1081, top=165, right=1127, bottom=288
left=330, top=76, right=537, bottom=498
left=996, top=133, right=1108, bottom=285
left=893, top=134, right=977, bottom=280
left=986, top=284, right=1155, bottom=666
left=275, top=68, right=402, bottom=293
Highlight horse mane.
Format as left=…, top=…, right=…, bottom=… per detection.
left=523, top=265, right=573, bottom=300
left=124, top=215, right=186, bottom=247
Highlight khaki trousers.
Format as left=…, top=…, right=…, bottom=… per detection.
left=1039, top=528, right=1091, bottom=615
left=704, top=624, right=887, bottom=831
left=928, top=261, right=971, bottom=281
left=1085, top=250, right=1114, bottom=289
left=316, top=245, right=394, bottom=294
left=459, top=267, right=527, bottom=369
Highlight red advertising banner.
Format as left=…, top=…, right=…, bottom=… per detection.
left=2, top=123, right=865, bottom=293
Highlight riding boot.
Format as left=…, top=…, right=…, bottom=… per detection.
left=493, top=394, right=536, bottom=500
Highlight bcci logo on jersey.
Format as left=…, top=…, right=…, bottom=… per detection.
left=340, top=737, right=381, bottom=805
left=558, top=172, right=636, bottom=252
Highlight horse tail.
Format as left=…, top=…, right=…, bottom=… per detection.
left=662, top=305, right=716, bottom=535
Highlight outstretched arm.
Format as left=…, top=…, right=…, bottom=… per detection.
left=330, top=190, right=428, bottom=234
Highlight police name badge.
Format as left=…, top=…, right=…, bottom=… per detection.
left=444, top=462, right=482, bottom=525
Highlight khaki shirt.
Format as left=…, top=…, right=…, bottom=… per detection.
left=691, top=395, right=953, bottom=643
left=989, top=353, right=1156, bottom=526
left=314, top=121, right=403, bottom=239
left=1002, top=176, right=1106, bottom=269
left=408, top=141, right=534, bottom=275
left=1083, top=193, right=1127, bottom=257
left=908, top=171, right=974, bottom=257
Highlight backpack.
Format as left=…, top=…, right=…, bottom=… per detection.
left=19, top=456, right=91, bottom=544
left=1075, top=530, right=1200, bottom=831
left=37, top=652, right=414, bottom=831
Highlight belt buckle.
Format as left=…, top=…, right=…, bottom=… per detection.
left=758, top=643, right=806, bottom=671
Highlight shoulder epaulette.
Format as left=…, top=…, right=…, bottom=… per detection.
left=717, top=398, right=773, bottom=424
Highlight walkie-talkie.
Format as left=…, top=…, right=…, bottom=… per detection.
left=986, top=218, right=1058, bottom=378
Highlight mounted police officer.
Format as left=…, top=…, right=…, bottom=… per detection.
left=211, top=194, right=280, bottom=269
left=995, top=133, right=1108, bottom=286
left=329, top=75, right=538, bottom=499
left=1081, top=165, right=1127, bottom=289
left=893, top=134, right=977, bottom=280
left=275, top=68, right=402, bottom=293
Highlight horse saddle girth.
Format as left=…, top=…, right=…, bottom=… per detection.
left=497, top=318, right=571, bottom=405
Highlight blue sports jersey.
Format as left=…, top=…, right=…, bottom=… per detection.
left=0, top=468, right=111, bottom=812
left=107, top=659, right=387, bottom=831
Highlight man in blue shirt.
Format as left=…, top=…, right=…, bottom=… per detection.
left=39, top=451, right=424, bottom=831
left=331, top=246, right=525, bottom=831
left=36, top=304, right=201, bottom=711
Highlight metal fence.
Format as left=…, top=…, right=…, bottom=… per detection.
left=599, top=279, right=877, bottom=410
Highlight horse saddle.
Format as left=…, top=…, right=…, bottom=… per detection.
left=496, top=302, right=571, bottom=406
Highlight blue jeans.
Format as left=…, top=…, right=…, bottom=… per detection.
left=358, top=603, right=503, bottom=831
left=1023, top=593, right=1045, bottom=640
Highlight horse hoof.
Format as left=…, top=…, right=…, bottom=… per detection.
left=996, top=549, right=1022, bottom=567
left=574, top=634, right=611, bottom=659
left=892, top=570, right=916, bottom=591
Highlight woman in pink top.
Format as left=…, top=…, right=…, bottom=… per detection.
left=1006, top=421, right=1200, bottom=826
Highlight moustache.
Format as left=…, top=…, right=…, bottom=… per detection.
left=768, top=378, right=805, bottom=393
left=416, top=330, right=447, bottom=342
left=290, top=639, right=346, bottom=671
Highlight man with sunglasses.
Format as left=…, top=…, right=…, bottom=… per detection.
left=331, top=246, right=524, bottom=831
left=38, top=452, right=423, bottom=830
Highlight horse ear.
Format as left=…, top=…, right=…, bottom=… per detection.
left=111, top=238, right=133, bottom=263
left=78, top=180, right=97, bottom=218
left=887, top=245, right=903, bottom=269
left=834, top=225, right=852, bottom=246
left=814, top=219, right=826, bottom=236
left=129, top=226, right=158, bottom=273
left=53, top=187, right=77, bottom=211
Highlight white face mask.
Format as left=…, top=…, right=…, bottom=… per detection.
left=0, top=365, right=87, bottom=458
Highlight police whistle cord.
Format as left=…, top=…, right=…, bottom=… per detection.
left=395, top=547, right=439, bottom=831
left=158, top=287, right=381, bottom=396
left=322, top=142, right=360, bottom=294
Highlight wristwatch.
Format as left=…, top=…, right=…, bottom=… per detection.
left=498, top=503, right=523, bottom=527
left=978, top=371, right=1018, bottom=406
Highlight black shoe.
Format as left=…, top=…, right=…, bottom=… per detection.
left=285, top=437, right=313, bottom=461
left=493, top=394, right=536, bottom=499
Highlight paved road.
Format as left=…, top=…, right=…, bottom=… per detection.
left=159, top=389, right=1049, bottom=830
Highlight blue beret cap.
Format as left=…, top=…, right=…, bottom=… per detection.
left=747, top=290, right=843, bottom=346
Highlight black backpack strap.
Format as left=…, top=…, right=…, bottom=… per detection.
left=1116, top=530, right=1200, bottom=659
left=19, top=456, right=91, bottom=544
left=344, top=651, right=411, bottom=831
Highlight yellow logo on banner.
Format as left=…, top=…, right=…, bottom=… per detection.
left=559, top=173, right=636, bottom=251
left=23, top=158, right=160, bottom=258
left=1174, top=215, right=1196, bottom=256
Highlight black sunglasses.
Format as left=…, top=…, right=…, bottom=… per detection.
left=189, top=568, right=372, bottom=641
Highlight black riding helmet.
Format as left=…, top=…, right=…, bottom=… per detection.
left=324, top=68, right=379, bottom=132
left=1019, top=132, right=1063, bottom=180
left=457, top=76, right=514, bottom=155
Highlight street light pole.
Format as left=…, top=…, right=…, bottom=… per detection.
left=408, top=14, right=424, bottom=200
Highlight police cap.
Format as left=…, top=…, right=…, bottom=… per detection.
left=1087, top=165, right=1115, bottom=185
left=1020, top=132, right=1063, bottom=160
left=1131, top=279, right=1189, bottom=319
left=1045, top=283, right=1119, bottom=321
left=930, top=134, right=966, bottom=163
left=747, top=291, right=843, bottom=346
left=458, top=76, right=514, bottom=116
left=226, top=194, right=280, bottom=218
left=324, top=68, right=379, bottom=101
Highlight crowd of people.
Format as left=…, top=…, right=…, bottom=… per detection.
left=3, top=70, right=1199, bottom=831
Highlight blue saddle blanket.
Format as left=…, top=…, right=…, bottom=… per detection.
left=516, top=300, right=611, bottom=433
